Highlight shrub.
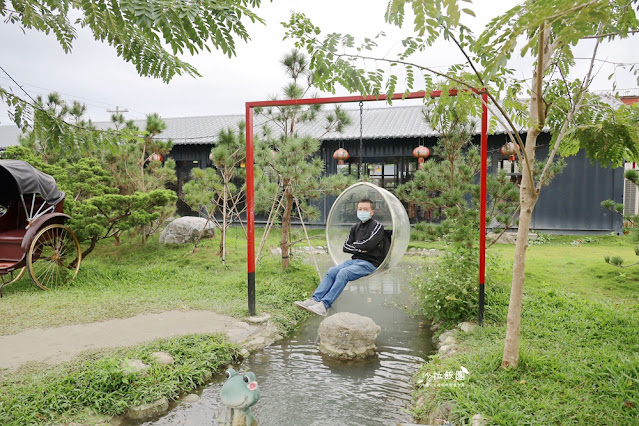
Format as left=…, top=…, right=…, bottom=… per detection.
left=412, top=247, right=509, bottom=324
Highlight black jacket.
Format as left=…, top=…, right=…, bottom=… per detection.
left=342, top=219, right=385, bottom=267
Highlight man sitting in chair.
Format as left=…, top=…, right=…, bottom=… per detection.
left=295, top=198, right=386, bottom=316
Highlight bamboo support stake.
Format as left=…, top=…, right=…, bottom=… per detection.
left=295, top=197, right=322, bottom=281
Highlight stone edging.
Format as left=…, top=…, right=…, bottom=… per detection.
left=418, top=321, right=487, bottom=426
left=117, top=315, right=284, bottom=424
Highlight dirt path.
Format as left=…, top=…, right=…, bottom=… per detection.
left=0, top=310, right=273, bottom=372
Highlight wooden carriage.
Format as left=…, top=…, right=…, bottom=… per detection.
left=0, top=160, right=81, bottom=296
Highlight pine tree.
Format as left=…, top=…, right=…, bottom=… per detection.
left=255, top=49, right=351, bottom=269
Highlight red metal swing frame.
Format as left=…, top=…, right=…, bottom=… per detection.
left=245, top=90, right=489, bottom=324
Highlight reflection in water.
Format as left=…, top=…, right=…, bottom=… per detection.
left=143, top=256, right=432, bottom=426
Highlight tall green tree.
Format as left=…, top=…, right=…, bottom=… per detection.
left=396, top=92, right=520, bottom=249
left=102, top=113, right=176, bottom=244
left=284, top=0, right=639, bottom=367
left=1, top=0, right=267, bottom=168
left=104, top=113, right=175, bottom=195
left=182, top=167, right=224, bottom=254
left=255, top=49, right=351, bottom=269
left=182, top=123, right=247, bottom=261
left=396, top=92, right=521, bottom=323
left=209, top=123, right=247, bottom=262
left=1, top=146, right=176, bottom=260
left=18, top=93, right=102, bottom=163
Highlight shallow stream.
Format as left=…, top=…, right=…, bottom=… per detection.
left=142, top=255, right=433, bottom=426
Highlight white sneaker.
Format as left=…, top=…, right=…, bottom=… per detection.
left=294, top=298, right=316, bottom=310
left=307, top=301, right=327, bottom=316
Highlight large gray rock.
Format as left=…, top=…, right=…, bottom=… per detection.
left=486, top=232, right=517, bottom=244
left=150, top=351, right=174, bottom=366
left=181, top=393, right=201, bottom=403
left=458, top=321, right=477, bottom=333
left=121, top=359, right=150, bottom=375
left=159, top=217, right=216, bottom=245
left=318, top=312, right=381, bottom=359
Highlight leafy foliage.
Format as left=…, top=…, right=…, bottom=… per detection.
left=396, top=94, right=519, bottom=249
left=15, top=92, right=113, bottom=164
left=562, top=115, right=639, bottom=168
left=412, top=249, right=509, bottom=324
left=1, top=0, right=265, bottom=83
left=0, top=0, right=266, bottom=178
left=3, top=142, right=177, bottom=261
left=254, top=49, right=352, bottom=268
left=602, top=167, right=639, bottom=267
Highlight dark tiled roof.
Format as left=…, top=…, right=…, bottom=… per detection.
left=0, top=103, right=548, bottom=148
left=150, top=104, right=521, bottom=145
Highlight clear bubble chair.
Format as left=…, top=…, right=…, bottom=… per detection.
left=326, top=182, right=410, bottom=276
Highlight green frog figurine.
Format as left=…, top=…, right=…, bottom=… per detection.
left=218, top=368, right=260, bottom=426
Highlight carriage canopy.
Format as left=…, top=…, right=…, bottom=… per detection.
left=0, top=160, right=65, bottom=207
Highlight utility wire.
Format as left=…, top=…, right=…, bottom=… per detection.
left=0, top=76, right=116, bottom=108
left=0, top=65, right=37, bottom=104
left=0, top=74, right=148, bottom=118
left=573, top=58, right=639, bottom=66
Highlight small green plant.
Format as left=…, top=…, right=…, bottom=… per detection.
left=602, top=170, right=639, bottom=267
left=605, top=256, right=624, bottom=266
left=411, top=248, right=509, bottom=324
left=529, top=231, right=551, bottom=245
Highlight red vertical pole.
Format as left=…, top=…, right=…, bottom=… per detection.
left=479, top=92, right=488, bottom=326
left=246, top=104, right=256, bottom=316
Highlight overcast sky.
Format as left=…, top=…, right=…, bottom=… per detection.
left=0, top=0, right=637, bottom=127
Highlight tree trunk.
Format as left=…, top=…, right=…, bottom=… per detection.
left=192, top=212, right=213, bottom=254
left=73, top=236, right=98, bottom=268
left=502, top=130, right=541, bottom=368
left=141, top=226, right=146, bottom=246
left=281, top=186, right=293, bottom=269
left=502, top=21, right=554, bottom=369
left=221, top=183, right=228, bottom=264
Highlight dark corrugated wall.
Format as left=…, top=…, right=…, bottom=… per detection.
left=530, top=144, right=623, bottom=234
left=167, top=137, right=624, bottom=233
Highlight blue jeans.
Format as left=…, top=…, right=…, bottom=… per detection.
left=312, top=259, right=377, bottom=309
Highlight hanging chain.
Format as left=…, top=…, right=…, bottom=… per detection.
left=359, top=101, right=364, bottom=179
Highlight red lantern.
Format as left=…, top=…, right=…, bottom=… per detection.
left=500, top=142, right=519, bottom=161
left=412, top=145, right=430, bottom=170
left=148, top=153, right=163, bottom=162
left=333, top=148, right=350, bottom=165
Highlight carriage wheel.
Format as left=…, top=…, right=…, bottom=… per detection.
left=27, top=224, right=82, bottom=290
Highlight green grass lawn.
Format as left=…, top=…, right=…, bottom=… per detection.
left=0, top=227, right=322, bottom=335
left=2, top=226, right=638, bottom=424
left=412, top=233, right=639, bottom=424
left=0, top=226, right=325, bottom=425
left=0, top=334, right=240, bottom=425
left=488, top=234, right=639, bottom=304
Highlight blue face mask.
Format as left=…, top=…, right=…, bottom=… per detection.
left=357, top=210, right=371, bottom=222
